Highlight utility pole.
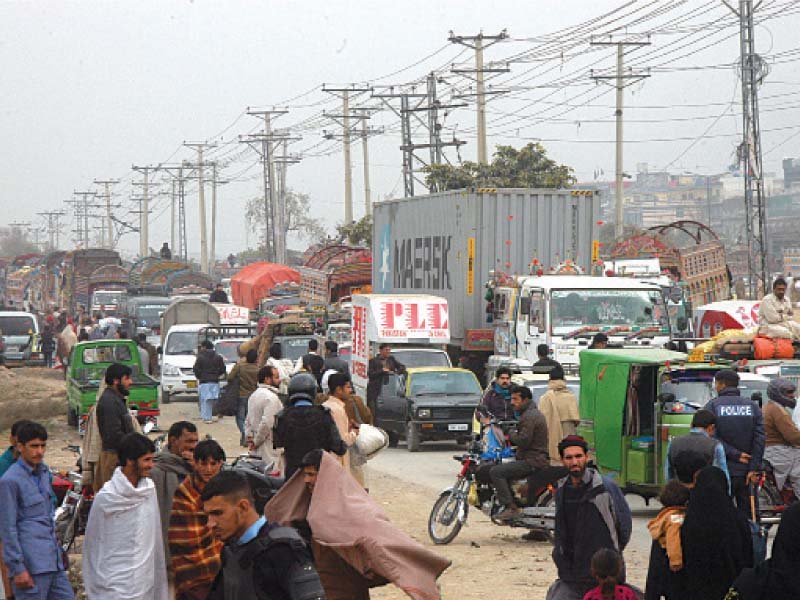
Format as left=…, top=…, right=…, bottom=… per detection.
left=590, top=36, right=651, bottom=239
left=240, top=110, right=292, bottom=262
left=272, top=141, right=302, bottom=260
left=725, top=0, right=768, bottom=297
left=131, top=165, right=157, bottom=258
left=323, top=85, right=371, bottom=223
left=449, top=30, right=508, bottom=165
left=373, top=86, right=465, bottom=197
left=38, top=211, right=65, bottom=250
left=69, top=191, right=100, bottom=248
left=153, top=164, right=189, bottom=260
left=93, top=179, right=120, bottom=249
left=361, top=117, right=373, bottom=216
left=183, top=142, right=216, bottom=273
left=210, top=163, right=229, bottom=270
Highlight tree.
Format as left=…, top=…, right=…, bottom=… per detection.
left=335, top=214, right=372, bottom=247
left=245, top=189, right=326, bottom=248
left=0, top=229, right=38, bottom=257
left=423, top=142, right=576, bottom=192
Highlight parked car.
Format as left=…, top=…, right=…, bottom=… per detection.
left=0, top=311, right=43, bottom=366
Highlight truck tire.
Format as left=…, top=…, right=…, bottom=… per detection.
left=67, top=405, right=78, bottom=427
left=161, top=388, right=171, bottom=405
left=406, top=422, right=421, bottom=452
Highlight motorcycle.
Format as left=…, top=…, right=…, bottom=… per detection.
left=54, top=445, right=93, bottom=553
left=427, top=434, right=563, bottom=545
left=230, top=454, right=284, bottom=514
left=757, top=459, right=798, bottom=526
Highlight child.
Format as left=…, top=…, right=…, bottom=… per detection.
left=647, top=479, right=690, bottom=572
left=583, top=548, right=638, bottom=600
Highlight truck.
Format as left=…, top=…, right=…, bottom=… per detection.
left=297, top=244, right=372, bottom=306
left=88, top=264, right=129, bottom=316
left=371, top=188, right=600, bottom=362
left=350, top=294, right=452, bottom=399
left=61, top=249, right=122, bottom=314
left=66, top=339, right=159, bottom=434
left=120, top=294, right=172, bottom=345
left=159, top=298, right=221, bottom=404
left=489, top=272, right=670, bottom=370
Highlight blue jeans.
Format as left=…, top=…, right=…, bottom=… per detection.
left=236, top=397, right=248, bottom=444
left=12, top=570, right=74, bottom=600
left=198, top=382, right=220, bottom=421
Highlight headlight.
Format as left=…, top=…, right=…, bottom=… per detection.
left=417, top=408, right=431, bottom=418
left=162, top=364, right=181, bottom=377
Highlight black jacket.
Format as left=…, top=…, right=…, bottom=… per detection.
left=704, top=387, right=765, bottom=476
left=273, top=404, right=347, bottom=479
left=209, top=290, right=229, bottom=303
left=206, top=522, right=324, bottom=600
left=95, top=386, right=134, bottom=451
left=193, top=349, right=226, bottom=384
left=322, top=353, right=350, bottom=377
left=509, top=402, right=549, bottom=469
left=366, top=355, right=406, bottom=404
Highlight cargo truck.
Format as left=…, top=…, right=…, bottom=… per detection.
left=371, top=188, right=600, bottom=363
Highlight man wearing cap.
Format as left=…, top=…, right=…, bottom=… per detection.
left=547, top=435, right=632, bottom=600
left=704, top=368, right=764, bottom=516
left=587, top=333, right=608, bottom=350
left=758, top=276, right=800, bottom=340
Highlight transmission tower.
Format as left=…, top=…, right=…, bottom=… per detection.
left=38, top=211, right=66, bottom=250
left=725, top=0, right=768, bottom=297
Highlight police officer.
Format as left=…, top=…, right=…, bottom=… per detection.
left=273, top=373, right=347, bottom=479
left=202, top=471, right=325, bottom=600
left=704, top=369, right=765, bottom=516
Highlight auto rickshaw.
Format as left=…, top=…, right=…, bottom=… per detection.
left=578, top=348, right=723, bottom=502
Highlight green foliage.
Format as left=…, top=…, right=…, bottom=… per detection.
left=336, top=214, right=372, bottom=247
left=245, top=189, right=327, bottom=247
left=423, top=143, right=576, bottom=192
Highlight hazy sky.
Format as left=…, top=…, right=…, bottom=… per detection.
left=2, top=0, right=799, bottom=259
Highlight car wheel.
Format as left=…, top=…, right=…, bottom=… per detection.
left=67, top=404, right=78, bottom=427
left=161, top=388, right=171, bottom=405
left=406, top=422, right=421, bottom=452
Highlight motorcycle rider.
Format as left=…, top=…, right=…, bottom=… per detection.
left=763, top=378, right=800, bottom=500
left=273, top=373, right=347, bottom=480
left=480, top=366, right=515, bottom=421
left=491, top=385, right=549, bottom=521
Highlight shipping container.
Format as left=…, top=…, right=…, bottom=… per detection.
left=371, top=188, right=601, bottom=348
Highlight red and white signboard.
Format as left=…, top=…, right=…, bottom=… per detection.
left=694, top=300, right=760, bottom=338
left=351, top=294, right=450, bottom=392
left=213, top=304, right=250, bottom=325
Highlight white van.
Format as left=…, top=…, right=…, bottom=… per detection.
left=0, top=311, right=43, bottom=366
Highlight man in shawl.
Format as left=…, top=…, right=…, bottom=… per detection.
left=266, top=449, right=450, bottom=600
left=82, top=433, right=168, bottom=600
left=758, top=277, right=800, bottom=340
left=169, top=440, right=225, bottom=600
left=538, top=366, right=580, bottom=466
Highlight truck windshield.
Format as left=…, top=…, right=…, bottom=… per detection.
left=215, top=340, right=243, bottom=363
left=660, top=380, right=714, bottom=407
left=166, top=332, right=199, bottom=355
left=93, top=292, right=122, bottom=306
left=136, top=304, right=169, bottom=325
left=550, top=289, right=667, bottom=336
left=409, top=371, right=481, bottom=396
left=0, top=316, right=36, bottom=337
left=281, top=337, right=314, bottom=361
left=391, top=349, right=450, bottom=368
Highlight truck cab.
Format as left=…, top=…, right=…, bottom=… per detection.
left=120, top=295, right=171, bottom=345
left=66, top=339, right=159, bottom=434
left=494, top=275, right=671, bottom=369
left=375, top=367, right=482, bottom=452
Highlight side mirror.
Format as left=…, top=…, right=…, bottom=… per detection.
left=752, top=391, right=763, bottom=407
left=157, top=346, right=163, bottom=355
left=519, top=296, right=531, bottom=316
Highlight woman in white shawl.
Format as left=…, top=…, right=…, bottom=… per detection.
left=82, top=433, right=168, bottom=600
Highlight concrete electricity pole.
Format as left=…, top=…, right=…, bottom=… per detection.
left=210, top=163, right=229, bottom=270
left=449, top=30, right=508, bottom=165
left=183, top=142, right=216, bottom=273
left=590, top=36, right=651, bottom=239
left=38, top=211, right=65, bottom=250
left=69, top=191, right=100, bottom=248
left=93, top=179, right=120, bottom=249
left=273, top=141, right=302, bottom=260
left=132, top=166, right=157, bottom=258
left=323, top=85, right=371, bottom=223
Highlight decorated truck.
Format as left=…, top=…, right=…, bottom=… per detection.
left=88, top=264, right=129, bottom=316
left=61, top=249, right=122, bottom=314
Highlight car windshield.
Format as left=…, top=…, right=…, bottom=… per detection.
left=166, top=331, right=199, bottom=355
left=93, top=292, right=122, bottom=305
left=526, top=382, right=580, bottom=406
left=280, top=337, right=314, bottom=361
left=409, top=371, right=480, bottom=396
left=215, top=341, right=243, bottom=363
left=391, top=350, right=450, bottom=368
left=660, top=380, right=714, bottom=407
left=550, top=289, right=668, bottom=336
left=0, top=316, right=36, bottom=337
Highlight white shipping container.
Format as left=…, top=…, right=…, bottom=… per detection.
left=372, top=188, right=601, bottom=348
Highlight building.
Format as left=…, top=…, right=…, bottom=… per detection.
left=783, top=248, right=800, bottom=276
